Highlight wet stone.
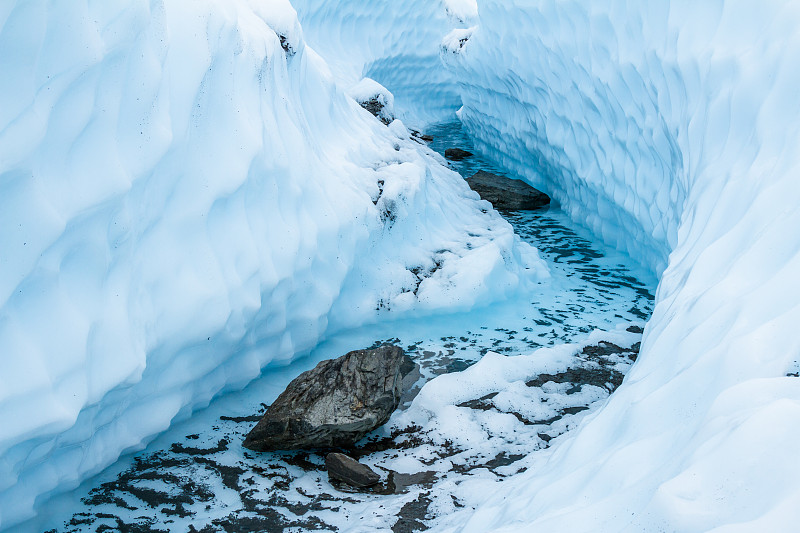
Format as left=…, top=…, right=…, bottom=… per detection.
left=467, top=171, right=550, bottom=211
left=410, top=130, right=433, bottom=142
left=444, top=148, right=473, bottom=160
left=326, top=453, right=381, bottom=488
left=392, top=492, right=432, bottom=533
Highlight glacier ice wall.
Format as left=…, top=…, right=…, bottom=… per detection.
left=453, top=2, right=800, bottom=531
left=293, top=0, right=477, bottom=125
left=449, top=1, right=686, bottom=276
left=295, top=0, right=800, bottom=531
left=0, top=0, right=542, bottom=527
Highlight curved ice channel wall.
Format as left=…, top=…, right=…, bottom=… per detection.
left=0, top=0, right=543, bottom=527
left=294, top=0, right=479, bottom=126
left=296, top=0, right=800, bottom=531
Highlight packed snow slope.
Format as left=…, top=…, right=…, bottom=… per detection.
left=295, top=0, right=800, bottom=531
left=0, top=0, right=543, bottom=528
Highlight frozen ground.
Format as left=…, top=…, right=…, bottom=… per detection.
left=29, top=125, right=654, bottom=533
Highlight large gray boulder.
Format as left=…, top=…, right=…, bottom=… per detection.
left=467, top=170, right=550, bottom=210
left=243, top=345, right=416, bottom=451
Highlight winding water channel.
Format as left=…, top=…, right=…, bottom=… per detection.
left=39, top=123, right=656, bottom=533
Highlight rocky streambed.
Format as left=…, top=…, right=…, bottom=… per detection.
left=52, top=335, right=642, bottom=533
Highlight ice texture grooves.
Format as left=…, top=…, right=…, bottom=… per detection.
left=294, top=1, right=800, bottom=531
left=0, top=1, right=540, bottom=528
left=448, top=2, right=800, bottom=532
left=293, top=0, right=475, bottom=125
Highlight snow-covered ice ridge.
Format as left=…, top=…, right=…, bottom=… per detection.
left=0, top=0, right=543, bottom=528
left=295, top=0, right=800, bottom=531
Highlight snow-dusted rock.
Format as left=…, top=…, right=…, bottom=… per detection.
left=243, top=345, right=413, bottom=451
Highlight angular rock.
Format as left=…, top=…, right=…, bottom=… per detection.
left=326, top=453, right=380, bottom=488
left=466, top=170, right=550, bottom=210
left=243, top=345, right=416, bottom=451
left=444, top=147, right=473, bottom=160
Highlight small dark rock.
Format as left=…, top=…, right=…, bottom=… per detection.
left=243, top=345, right=416, bottom=451
left=444, top=148, right=473, bottom=160
left=466, top=170, right=550, bottom=210
left=326, top=453, right=380, bottom=488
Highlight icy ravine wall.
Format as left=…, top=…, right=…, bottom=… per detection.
left=296, top=0, right=681, bottom=276
left=452, top=2, right=800, bottom=532
left=294, top=0, right=800, bottom=531
left=0, top=0, right=543, bottom=528
left=448, top=1, right=684, bottom=276
left=293, top=0, right=478, bottom=126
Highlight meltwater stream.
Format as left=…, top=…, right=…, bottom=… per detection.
left=39, top=124, right=655, bottom=533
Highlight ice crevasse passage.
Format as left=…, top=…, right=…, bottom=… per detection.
left=297, top=0, right=800, bottom=530
left=0, top=0, right=543, bottom=528
left=447, top=2, right=800, bottom=531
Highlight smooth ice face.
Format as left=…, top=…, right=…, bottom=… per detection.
left=294, top=0, right=800, bottom=531
left=0, top=0, right=542, bottom=528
